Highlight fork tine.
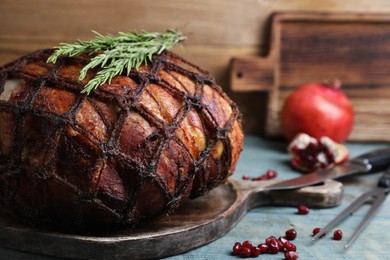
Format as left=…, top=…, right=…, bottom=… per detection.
left=312, top=191, right=374, bottom=242
left=344, top=190, right=386, bottom=248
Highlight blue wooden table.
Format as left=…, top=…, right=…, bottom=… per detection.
left=165, top=136, right=390, bottom=260
left=0, top=135, right=389, bottom=259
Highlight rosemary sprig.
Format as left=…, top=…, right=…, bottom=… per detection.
left=47, top=29, right=185, bottom=95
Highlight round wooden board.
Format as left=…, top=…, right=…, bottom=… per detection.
left=0, top=178, right=343, bottom=259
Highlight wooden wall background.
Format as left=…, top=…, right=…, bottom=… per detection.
left=1, top=0, right=390, bottom=136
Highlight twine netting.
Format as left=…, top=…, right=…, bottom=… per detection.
left=0, top=49, right=243, bottom=229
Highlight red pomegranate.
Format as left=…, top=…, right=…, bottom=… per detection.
left=280, top=80, right=354, bottom=143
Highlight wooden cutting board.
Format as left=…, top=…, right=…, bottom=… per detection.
left=230, top=12, right=390, bottom=141
left=0, top=178, right=343, bottom=259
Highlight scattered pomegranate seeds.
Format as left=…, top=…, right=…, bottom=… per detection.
left=231, top=230, right=299, bottom=258
left=297, top=205, right=310, bottom=215
left=231, top=240, right=262, bottom=258
left=333, top=229, right=343, bottom=240
left=285, top=251, right=299, bottom=260
left=242, top=169, right=278, bottom=181
left=285, top=229, right=297, bottom=240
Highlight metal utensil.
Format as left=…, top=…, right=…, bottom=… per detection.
left=312, top=166, right=390, bottom=248
left=265, top=148, right=390, bottom=191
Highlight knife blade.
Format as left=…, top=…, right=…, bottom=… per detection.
left=264, top=147, right=390, bottom=191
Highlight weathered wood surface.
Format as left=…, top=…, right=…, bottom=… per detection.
left=0, top=178, right=343, bottom=259
left=2, top=0, right=390, bottom=135
left=231, top=12, right=390, bottom=141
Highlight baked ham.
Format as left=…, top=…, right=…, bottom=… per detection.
left=0, top=49, right=243, bottom=230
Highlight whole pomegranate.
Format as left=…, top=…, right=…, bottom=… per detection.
left=280, top=80, right=354, bottom=143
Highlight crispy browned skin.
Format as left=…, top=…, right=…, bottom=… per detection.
left=0, top=49, right=243, bottom=230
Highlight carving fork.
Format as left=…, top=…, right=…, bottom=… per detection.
left=312, top=166, right=390, bottom=248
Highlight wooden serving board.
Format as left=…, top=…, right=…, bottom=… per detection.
left=0, top=178, right=343, bottom=259
left=230, top=12, right=390, bottom=141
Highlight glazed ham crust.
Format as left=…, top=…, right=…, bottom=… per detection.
left=0, top=49, right=243, bottom=229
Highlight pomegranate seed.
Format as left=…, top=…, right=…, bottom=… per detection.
left=242, top=240, right=252, bottom=248
left=284, top=241, right=297, bottom=252
left=291, top=145, right=300, bottom=153
left=258, top=243, right=269, bottom=253
left=312, top=227, right=325, bottom=237
left=278, top=236, right=288, bottom=251
left=333, top=229, right=343, bottom=240
left=325, top=149, right=335, bottom=162
left=252, top=176, right=265, bottom=181
left=240, top=246, right=252, bottom=258
left=261, top=175, right=268, bottom=180
left=265, top=236, right=277, bottom=245
left=266, top=170, right=277, bottom=179
left=268, top=239, right=279, bottom=254
left=243, top=169, right=279, bottom=182
left=242, top=175, right=250, bottom=180
left=307, top=142, right=318, bottom=154
left=250, top=246, right=261, bottom=257
left=297, top=205, right=309, bottom=215
left=285, top=229, right=297, bottom=240
left=278, top=236, right=288, bottom=245
left=277, top=241, right=285, bottom=251
left=312, top=227, right=321, bottom=235
left=232, top=242, right=242, bottom=255
left=320, top=162, right=328, bottom=169
left=292, top=157, right=301, bottom=166
left=284, top=251, right=298, bottom=260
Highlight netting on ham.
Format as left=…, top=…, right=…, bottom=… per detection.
left=0, top=49, right=243, bottom=230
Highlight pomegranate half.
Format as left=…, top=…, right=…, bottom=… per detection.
left=288, top=133, right=349, bottom=172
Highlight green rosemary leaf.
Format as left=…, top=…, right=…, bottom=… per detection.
left=47, top=29, right=185, bottom=94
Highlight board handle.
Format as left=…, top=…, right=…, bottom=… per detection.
left=229, top=56, right=274, bottom=92
left=230, top=178, right=344, bottom=209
